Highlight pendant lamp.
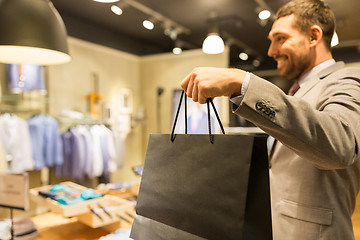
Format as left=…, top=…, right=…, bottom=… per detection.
left=202, top=21, right=224, bottom=54
left=0, top=0, right=71, bottom=65
left=202, top=33, right=225, bottom=54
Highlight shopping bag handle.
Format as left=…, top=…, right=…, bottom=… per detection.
left=171, top=90, right=225, bottom=143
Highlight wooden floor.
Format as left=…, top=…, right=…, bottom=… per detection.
left=353, top=194, right=360, bottom=239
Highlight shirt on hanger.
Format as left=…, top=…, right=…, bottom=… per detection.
left=28, top=115, right=63, bottom=170
left=0, top=114, right=34, bottom=173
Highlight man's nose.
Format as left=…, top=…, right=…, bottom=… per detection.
left=267, top=42, right=277, bottom=58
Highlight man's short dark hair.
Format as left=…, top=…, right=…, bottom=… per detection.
left=276, top=0, right=336, bottom=51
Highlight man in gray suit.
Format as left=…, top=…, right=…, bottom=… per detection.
left=181, top=0, right=360, bottom=239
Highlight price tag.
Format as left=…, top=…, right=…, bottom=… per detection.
left=0, top=173, right=29, bottom=210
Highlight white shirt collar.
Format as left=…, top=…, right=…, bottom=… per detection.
left=298, top=59, right=336, bottom=88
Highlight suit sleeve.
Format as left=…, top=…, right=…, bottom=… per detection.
left=233, top=72, right=360, bottom=170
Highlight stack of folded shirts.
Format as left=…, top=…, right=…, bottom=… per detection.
left=0, top=217, right=40, bottom=240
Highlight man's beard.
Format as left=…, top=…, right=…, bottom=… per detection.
left=281, top=52, right=311, bottom=81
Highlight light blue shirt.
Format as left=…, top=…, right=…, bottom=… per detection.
left=27, top=115, right=63, bottom=170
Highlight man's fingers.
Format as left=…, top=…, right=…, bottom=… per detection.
left=192, top=79, right=199, bottom=102
left=184, top=71, right=198, bottom=99
left=181, top=69, right=208, bottom=103
left=186, top=77, right=194, bottom=98
left=180, top=72, right=192, bottom=92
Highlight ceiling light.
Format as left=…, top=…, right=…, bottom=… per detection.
left=202, top=17, right=224, bottom=54
left=143, top=20, right=154, bottom=30
left=173, top=47, right=182, bottom=55
left=0, top=0, right=71, bottom=65
left=331, top=32, right=339, bottom=47
left=253, top=59, right=261, bottom=67
left=258, top=9, right=271, bottom=20
left=239, top=52, right=249, bottom=61
left=93, top=0, right=119, bottom=3
left=202, top=33, right=225, bottom=54
left=111, top=5, right=123, bottom=15
left=172, top=38, right=183, bottom=55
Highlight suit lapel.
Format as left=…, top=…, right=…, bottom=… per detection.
left=295, top=62, right=345, bottom=98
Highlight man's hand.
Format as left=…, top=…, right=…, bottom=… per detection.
left=180, top=67, right=246, bottom=104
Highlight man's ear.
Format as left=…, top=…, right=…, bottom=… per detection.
left=309, top=25, right=323, bottom=47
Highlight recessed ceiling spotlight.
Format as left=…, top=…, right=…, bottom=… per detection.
left=173, top=47, right=182, bottom=55
left=239, top=52, right=249, bottom=61
left=143, top=20, right=154, bottom=30
left=111, top=5, right=123, bottom=15
left=258, top=9, right=271, bottom=20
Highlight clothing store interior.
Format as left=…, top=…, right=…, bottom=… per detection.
left=0, top=0, right=360, bottom=239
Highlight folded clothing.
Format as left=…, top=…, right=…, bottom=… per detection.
left=38, top=184, right=102, bottom=205
left=0, top=218, right=39, bottom=240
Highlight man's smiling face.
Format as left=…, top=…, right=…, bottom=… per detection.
left=267, top=14, right=313, bottom=80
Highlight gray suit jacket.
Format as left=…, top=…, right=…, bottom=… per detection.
left=234, top=62, right=360, bottom=240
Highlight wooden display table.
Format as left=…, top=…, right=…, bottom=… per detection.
left=32, top=211, right=132, bottom=240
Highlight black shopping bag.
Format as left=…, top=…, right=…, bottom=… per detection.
left=131, top=91, right=272, bottom=240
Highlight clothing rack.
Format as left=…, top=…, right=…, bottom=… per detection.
left=10, top=207, right=14, bottom=240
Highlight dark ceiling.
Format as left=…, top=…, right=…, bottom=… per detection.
left=51, top=0, right=360, bottom=71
